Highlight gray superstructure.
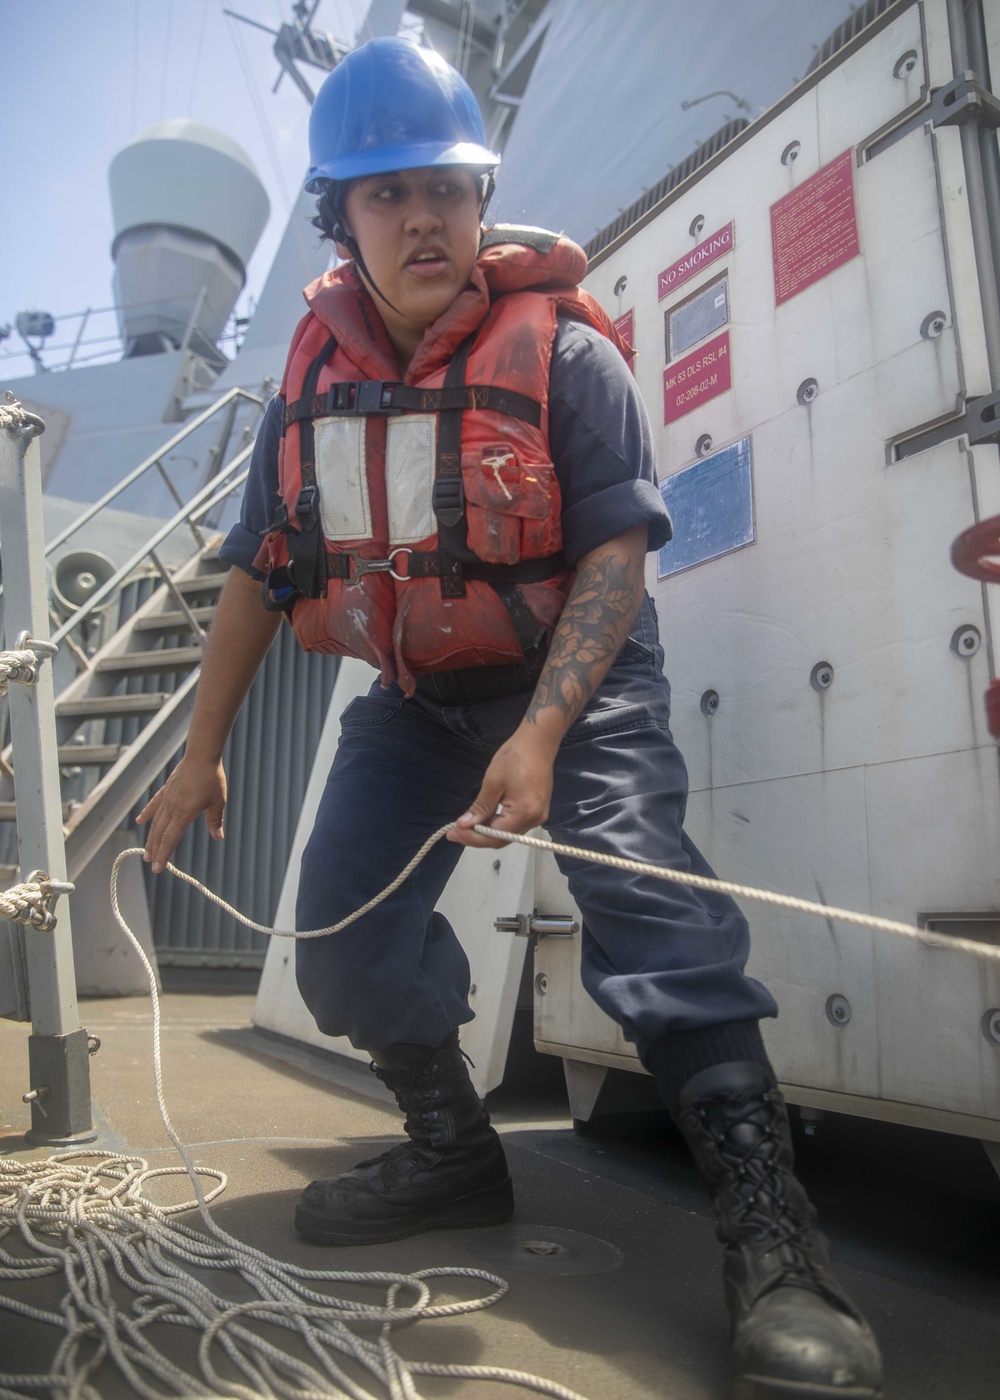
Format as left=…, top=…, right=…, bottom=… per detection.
left=0, top=0, right=872, bottom=982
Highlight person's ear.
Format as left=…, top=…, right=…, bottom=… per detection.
left=332, top=214, right=353, bottom=261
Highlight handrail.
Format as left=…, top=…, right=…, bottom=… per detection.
left=49, top=443, right=254, bottom=647
left=188, top=468, right=252, bottom=527
left=40, top=387, right=262, bottom=561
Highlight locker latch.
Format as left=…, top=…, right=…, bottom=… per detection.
left=494, top=913, right=580, bottom=938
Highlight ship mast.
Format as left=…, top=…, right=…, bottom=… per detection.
left=223, top=0, right=343, bottom=105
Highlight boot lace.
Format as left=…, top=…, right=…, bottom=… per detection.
left=359, top=1060, right=447, bottom=1171
left=698, top=1090, right=828, bottom=1293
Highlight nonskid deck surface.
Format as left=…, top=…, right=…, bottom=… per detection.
left=2, top=984, right=999, bottom=1399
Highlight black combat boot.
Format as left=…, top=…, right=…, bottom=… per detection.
left=676, top=1061, right=883, bottom=1400
left=294, top=1031, right=514, bottom=1244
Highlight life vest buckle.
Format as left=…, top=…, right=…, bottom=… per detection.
left=295, top=485, right=320, bottom=528
left=326, top=380, right=399, bottom=415
left=358, top=380, right=396, bottom=413
left=349, top=547, right=412, bottom=581
left=432, top=477, right=465, bottom=527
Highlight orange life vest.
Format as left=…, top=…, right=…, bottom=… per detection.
left=255, top=226, right=630, bottom=695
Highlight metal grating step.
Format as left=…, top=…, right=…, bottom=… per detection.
left=56, top=693, right=169, bottom=718
left=173, top=575, right=227, bottom=596
left=132, top=608, right=215, bottom=632
left=95, top=648, right=203, bottom=675
left=57, top=745, right=124, bottom=766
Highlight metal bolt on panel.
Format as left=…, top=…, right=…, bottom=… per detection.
left=826, top=994, right=852, bottom=1026
left=811, top=662, right=835, bottom=692
left=951, top=625, right=982, bottom=658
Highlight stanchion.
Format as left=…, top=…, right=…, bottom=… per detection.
left=0, top=394, right=96, bottom=1145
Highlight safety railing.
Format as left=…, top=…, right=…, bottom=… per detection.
left=49, top=443, right=255, bottom=648
left=35, top=386, right=263, bottom=570
left=0, top=385, right=263, bottom=671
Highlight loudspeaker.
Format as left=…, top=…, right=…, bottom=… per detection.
left=51, top=550, right=117, bottom=617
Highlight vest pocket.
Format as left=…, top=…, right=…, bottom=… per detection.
left=462, top=448, right=561, bottom=565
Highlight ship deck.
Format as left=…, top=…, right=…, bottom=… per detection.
left=3, top=974, right=1000, bottom=1399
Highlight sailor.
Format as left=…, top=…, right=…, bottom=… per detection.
left=140, top=37, right=882, bottom=1400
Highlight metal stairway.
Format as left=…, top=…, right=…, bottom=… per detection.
left=0, top=385, right=264, bottom=892
left=1, top=381, right=339, bottom=974
left=0, top=543, right=228, bottom=885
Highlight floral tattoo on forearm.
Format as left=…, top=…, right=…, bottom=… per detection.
left=526, top=548, right=644, bottom=728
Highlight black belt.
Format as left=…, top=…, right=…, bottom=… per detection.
left=415, top=658, right=546, bottom=704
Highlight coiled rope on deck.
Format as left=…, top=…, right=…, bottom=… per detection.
left=0, top=1144, right=579, bottom=1400
left=0, top=836, right=597, bottom=1400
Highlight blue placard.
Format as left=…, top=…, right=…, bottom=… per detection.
left=657, top=436, right=755, bottom=578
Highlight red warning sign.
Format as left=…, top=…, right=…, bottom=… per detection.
left=613, top=308, right=636, bottom=374
left=658, top=222, right=734, bottom=300
left=663, top=330, right=731, bottom=425
left=770, top=149, right=860, bottom=306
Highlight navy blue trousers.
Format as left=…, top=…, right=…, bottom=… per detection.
left=295, top=615, right=777, bottom=1056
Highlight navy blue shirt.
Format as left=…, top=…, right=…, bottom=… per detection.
left=220, top=316, right=671, bottom=578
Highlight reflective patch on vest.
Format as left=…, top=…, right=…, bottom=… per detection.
left=314, top=417, right=371, bottom=541
left=386, top=415, right=438, bottom=545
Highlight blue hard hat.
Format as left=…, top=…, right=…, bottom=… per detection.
left=305, top=37, right=500, bottom=190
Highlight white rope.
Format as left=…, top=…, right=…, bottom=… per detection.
left=110, top=823, right=1000, bottom=964
left=0, top=840, right=595, bottom=1400
left=472, top=826, right=1000, bottom=962
left=0, top=393, right=45, bottom=436
left=0, top=871, right=72, bottom=931
left=5, top=812, right=995, bottom=1399
left=0, top=634, right=59, bottom=698
left=0, top=650, right=44, bottom=698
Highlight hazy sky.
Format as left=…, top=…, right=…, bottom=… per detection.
left=1, top=1, right=369, bottom=377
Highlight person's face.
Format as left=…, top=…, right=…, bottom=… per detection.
left=340, top=166, right=483, bottom=342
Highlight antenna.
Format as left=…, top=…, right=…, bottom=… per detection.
left=223, top=2, right=345, bottom=105
left=681, top=90, right=754, bottom=114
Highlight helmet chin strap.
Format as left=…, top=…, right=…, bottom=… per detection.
left=334, top=169, right=496, bottom=323
left=334, top=222, right=409, bottom=320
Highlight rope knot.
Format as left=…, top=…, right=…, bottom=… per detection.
left=0, top=632, right=59, bottom=696
left=0, top=870, right=74, bottom=931
left=0, top=391, right=46, bottom=436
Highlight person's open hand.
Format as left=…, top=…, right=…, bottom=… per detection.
left=138, top=756, right=227, bottom=872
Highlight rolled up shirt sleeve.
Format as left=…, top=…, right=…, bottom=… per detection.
left=548, top=317, right=671, bottom=566
left=218, top=393, right=284, bottom=579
